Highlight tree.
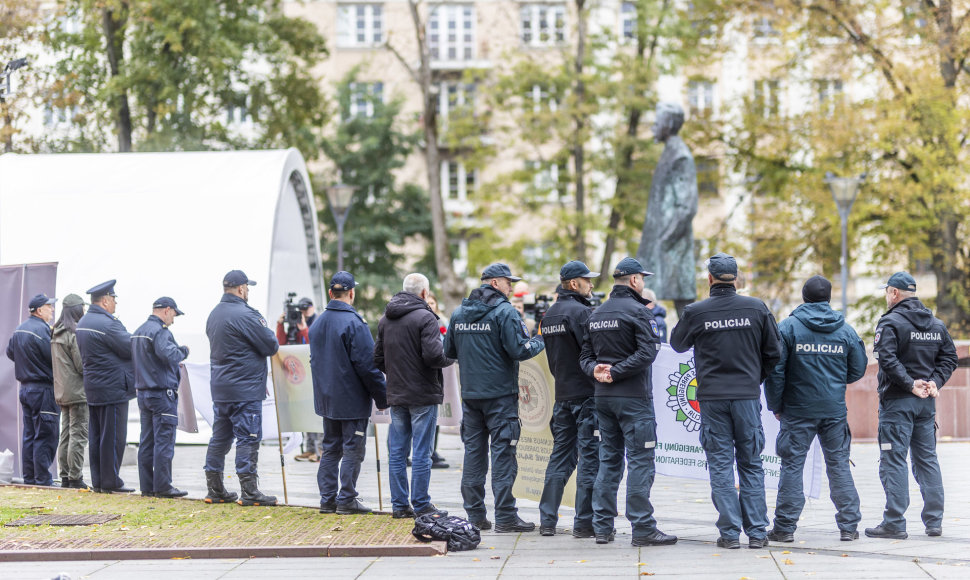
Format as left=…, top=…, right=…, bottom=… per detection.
left=44, top=0, right=329, bottom=158
left=0, top=0, right=41, bottom=152
left=318, top=69, right=432, bottom=327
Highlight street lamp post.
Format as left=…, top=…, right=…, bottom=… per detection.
left=325, top=182, right=358, bottom=272
left=825, top=172, right=865, bottom=317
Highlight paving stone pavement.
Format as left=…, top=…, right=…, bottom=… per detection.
left=5, top=431, right=970, bottom=579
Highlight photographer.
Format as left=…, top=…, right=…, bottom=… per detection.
left=275, top=296, right=322, bottom=462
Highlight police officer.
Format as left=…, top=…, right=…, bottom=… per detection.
left=76, top=280, right=136, bottom=493
left=579, top=257, right=676, bottom=547
left=310, top=271, right=388, bottom=515
left=865, top=272, right=957, bottom=539
left=132, top=297, right=190, bottom=498
left=670, top=253, right=781, bottom=549
left=204, top=270, right=280, bottom=506
left=537, top=261, right=600, bottom=537
left=765, top=276, right=868, bottom=543
left=6, top=293, right=59, bottom=486
left=444, top=263, right=545, bottom=532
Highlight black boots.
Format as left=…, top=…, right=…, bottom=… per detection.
left=204, top=471, right=238, bottom=504
left=238, top=473, right=277, bottom=506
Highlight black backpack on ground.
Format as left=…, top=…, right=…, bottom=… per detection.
left=411, top=513, right=481, bottom=551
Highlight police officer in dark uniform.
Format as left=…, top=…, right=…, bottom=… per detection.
left=579, top=257, right=677, bottom=547
left=670, top=253, right=781, bottom=549
left=865, top=271, right=957, bottom=539
left=76, top=280, right=136, bottom=493
left=444, top=263, right=545, bottom=532
left=765, top=276, right=868, bottom=543
left=132, top=297, right=190, bottom=498
left=537, top=261, right=600, bottom=537
left=204, top=270, right=280, bottom=506
left=6, top=293, right=59, bottom=485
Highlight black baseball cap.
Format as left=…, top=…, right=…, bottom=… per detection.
left=879, top=271, right=916, bottom=292
left=330, top=271, right=357, bottom=291
left=480, top=263, right=522, bottom=282
left=802, top=275, right=832, bottom=304
left=297, top=297, right=314, bottom=310
left=560, top=260, right=600, bottom=281
left=707, top=253, right=738, bottom=281
left=612, top=257, right=652, bottom=278
left=152, top=297, right=184, bottom=316
left=223, top=270, right=256, bottom=288
left=87, top=280, right=118, bottom=299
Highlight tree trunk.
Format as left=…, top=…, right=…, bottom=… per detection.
left=102, top=4, right=132, bottom=152
left=930, top=211, right=970, bottom=334
left=3, top=110, right=12, bottom=153
left=409, top=0, right=465, bottom=310
left=572, top=0, right=587, bottom=263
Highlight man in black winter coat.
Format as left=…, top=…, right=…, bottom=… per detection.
left=375, top=273, right=455, bottom=519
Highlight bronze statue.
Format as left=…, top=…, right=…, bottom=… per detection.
left=637, top=102, right=698, bottom=317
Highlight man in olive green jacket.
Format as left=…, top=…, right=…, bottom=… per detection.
left=52, top=294, right=89, bottom=489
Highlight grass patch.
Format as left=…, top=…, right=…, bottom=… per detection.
left=0, top=486, right=419, bottom=550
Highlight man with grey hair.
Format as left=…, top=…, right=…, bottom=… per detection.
left=375, top=273, right=455, bottom=519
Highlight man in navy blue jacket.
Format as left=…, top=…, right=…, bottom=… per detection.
left=76, top=280, right=135, bottom=493
left=204, top=270, right=280, bottom=506
left=309, top=271, right=388, bottom=515
left=765, top=276, right=868, bottom=543
left=132, top=297, right=190, bottom=499
left=6, top=293, right=58, bottom=485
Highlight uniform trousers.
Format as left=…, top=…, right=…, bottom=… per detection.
left=460, top=394, right=521, bottom=525
left=19, top=384, right=60, bottom=485
left=88, top=402, right=128, bottom=491
left=539, top=396, right=599, bottom=530
left=137, top=389, right=179, bottom=493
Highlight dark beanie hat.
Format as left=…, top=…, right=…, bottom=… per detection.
left=802, top=275, right=832, bottom=304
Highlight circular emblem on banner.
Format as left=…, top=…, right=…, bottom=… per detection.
left=518, top=361, right=552, bottom=431
left=282, top=355, right=306, bottom=384
left=666, top=357, right=701, bottom=432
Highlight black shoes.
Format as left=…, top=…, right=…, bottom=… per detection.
left=237, top=473, right=277, bottom=506
left=716, top=537, right=741, bottom=549
left=156, top=487, right=189, bottom=498
left=336, top=499, right=372, bottom=515
left=767, top=529, right=794, bottom=543
left=926, top=527, right=942, bottom=537
left=392, top=507, right=416, bottom=519
left=748, top=537, right=770, bottom=549
left=632, top=530, right=678, bottom=546
left=572, top=527, right=595, bottom=539
left=101, top=486, right=134, bottom=494
left=594, top=529, right=616, bottom=544
left=864, top=525, right=908, bottom=540
left=473, top=519, right=492, bottom=531
left=319, top=500, right=337, bottom=514
left=495, top=516, right=536, bottom=533
left=70, top=479, right=90, bottom=490
left=431, top=452, right=450, bottom=469
left=841, top=530, right=860, bottom=541
left=415, top=504, right=447, bottom=517
left=539, top=525, right=556, bottom=536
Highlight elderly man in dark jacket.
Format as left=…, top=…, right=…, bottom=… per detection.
left=6, top=293, right=59, bottom=486
left=76, top=280, right=135, bottom=493
left=765, top=276, right=868, bottom=543
left=310, top=271, right=388, bottom=515
left=204, top=270, right=280, bottom=506
left=375, top=273, right=455, bottom=519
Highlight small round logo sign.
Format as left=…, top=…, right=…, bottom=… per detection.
left=282, top=355, right=306, bottom=384
left=518, top=360, right=552, bottom=431
left=666, top=357, right=701, bottom=432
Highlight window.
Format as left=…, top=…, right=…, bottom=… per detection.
left=43, top=104, right=78, bottom=128
left=621, top=2, right=637, bottom=40
left=687, top=79, right=715, bottom=116
left=520, top=4, right=566, bottom=47
left=752, top=79, right=779, bottom=118
left=752, top=16, right=778, bottom=39
left=441, top=161, right=477, bottom=200
left=439, top=81, right=477, bottom=120
left=429, top=4, right=475, bottom=61
left=688, top=2, right=716, bottom=39
left=696, top=157, right=720, bottom=197
left=526, top=160, right=567, bottom=201
left=336, top=3, right=383, bottom=47
left=526, top=83, right=559, bottom=113
left=225, top=93, right=251, bottom=126
left=346, top=82, right=383, bottom=119
left=816, top=79, right=842, bottom=116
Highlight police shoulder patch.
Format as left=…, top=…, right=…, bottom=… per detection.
left=649, top=319, right=660, bottom=337
left=874, top=328, right=881, bottom=345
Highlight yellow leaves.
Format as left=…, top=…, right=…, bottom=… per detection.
left=471, top=557, right=481, bottom=562
left=575, top=559, right=587, bottom=563
left=783, top=558, right=795, bottom=565
left=781, top=550, right=791, bottom=554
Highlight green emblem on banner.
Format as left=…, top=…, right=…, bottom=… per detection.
left=666, top=358, right=701, bottom=432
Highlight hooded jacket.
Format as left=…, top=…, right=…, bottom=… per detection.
left=132, top=315, right=189, bottom=391
left=579, top=285, right=661, bottom=399
left=206, top=293, right=279, bottom=403
left=652, top=303, right=669, bottom=343
left=76, top=304, right=135, bottom=406
left=5, top=315, right=54, bottom=386
left=443, top=284, right=545, bottom=400
left=540, top=288, right=596, bottom=401
left=765, top=302, right=868, bottom=418
left=374, top=292, right=455, bottom=407
left=309, top=299, right=387, bottom=419
left=52, top=323, right=85, bottom=406
left=874, top=297, right=958, bottom=400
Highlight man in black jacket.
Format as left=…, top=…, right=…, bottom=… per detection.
left=670, top=253, right=781, bottom=549
left=537, top=261, right=600, bottom=537
left=579, top=257, right=677, bottom=547
left=375, top=273, right=455, bottom=519
left=204, top=270, right=280, bottom=506
left=865, top=272, right=957, bottom=540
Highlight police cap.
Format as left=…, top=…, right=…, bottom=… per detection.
left=153, top=296, right=184, bottom=316
left=223, top=270, right=256, bottom=288
left=480, top=263, right=522, bottom=282
left=879, top=271, right=917, bottom=292
left=707, top=253, right=738, bottom=281
left=28, top=293, right=57, bottom=311
left=612, top=257, right=652, bottom=278
left=560, top=260, right=600, bottom=281
left=87, top=280, right=118, bottom=299
left=330, top=271, right=357, bottom=291
left=802, top=275, right=832, bottom=303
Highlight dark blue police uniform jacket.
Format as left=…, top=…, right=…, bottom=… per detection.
left=308, top=300, right=387, bottom=420
left=132, top=315, right=189, bottom=391
left=76, top=304, right=135, bottom=405
left=6, top=315, right=54, bottom=386
left=206, top=294, right=279, bottom=403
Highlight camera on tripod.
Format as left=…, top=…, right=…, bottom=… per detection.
left=522, top=293, right=552, bottom=327
left=283, top=292, right=303, bottom=345
left=589, top=291, right=606, bottom=308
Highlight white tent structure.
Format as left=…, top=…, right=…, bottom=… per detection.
left=0, top=149, right=325, bottom=362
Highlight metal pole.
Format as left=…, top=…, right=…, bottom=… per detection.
left=336, top=217, right=345, bottom=272
left=840, top=211, right=849, bottom=317
left=373, top=422, right=383, bottom=512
